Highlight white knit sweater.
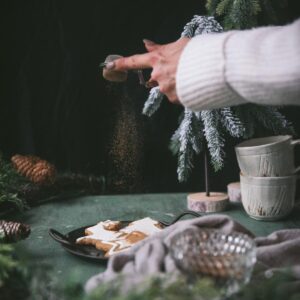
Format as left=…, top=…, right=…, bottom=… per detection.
left=176, top=19, right=300, bottom=111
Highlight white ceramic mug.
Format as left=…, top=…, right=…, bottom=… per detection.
left=235, top=135, right=300, bottom=177
left=240, top=173, right=296, bottom=221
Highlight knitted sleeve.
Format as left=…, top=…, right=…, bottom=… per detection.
left=176, top=19, right=300, bottom=111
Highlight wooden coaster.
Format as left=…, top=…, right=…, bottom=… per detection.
left=187, top=192, right=229, bottom=213
left=227, top=182, right=241, bottom=202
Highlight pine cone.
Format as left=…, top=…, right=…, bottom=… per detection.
left=0, top=220, right=31, bottom=242
left=11, top=154, right=56, bottom=185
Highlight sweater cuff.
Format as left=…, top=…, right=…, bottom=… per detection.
left=176, top=32, right=246, bottom=111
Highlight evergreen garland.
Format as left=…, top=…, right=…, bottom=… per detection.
left=0, top=153, right=29, bottom=211
left=1, top=249, right=299, bottom=300
left=0, top=244, right=18, bottom=288
left=142, top=14, right=294, bottom=182
left=0, top=152, right=106, bottom=214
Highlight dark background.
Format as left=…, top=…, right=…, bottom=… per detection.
left=1, top=0, right=300, bottom=194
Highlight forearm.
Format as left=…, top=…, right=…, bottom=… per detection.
left=176, top=19, right=300, bottom=111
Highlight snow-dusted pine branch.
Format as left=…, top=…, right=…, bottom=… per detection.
left=219, top=107, right=245, bottom=137
left=200, top=110, right=225, bottom=171
left=142, top=87, right=164, bottom=117
left=249, top=105, right=295, bottom=135
left=181, top=15, right=223, bottom=38
left=170, top=109, right=204, bottom=182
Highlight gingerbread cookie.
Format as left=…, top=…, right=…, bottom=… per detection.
left=76, top=217, right=162, bottom=257
left=102, top=220, right=122, bottom=231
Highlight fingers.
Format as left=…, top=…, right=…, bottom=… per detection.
left=143, top=39, right=160, bottom=52
left=177, top=36, right=191, bottom=44
left=111, top=53, right=153, bottom=71
left=158, top=88, right=180, bottom=104
left=145, top=80, right=158, bottom=88
left=162, top=88, right=180, bottom=104
left=166, top=92, right=180, bottom=104
left=106, top=39, right=162, bottom=71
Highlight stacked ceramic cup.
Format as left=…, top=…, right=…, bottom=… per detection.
left=235, top=136, right=300, bottom=220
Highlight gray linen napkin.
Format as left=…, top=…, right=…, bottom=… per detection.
left=85, top=214, right=300, bottom=293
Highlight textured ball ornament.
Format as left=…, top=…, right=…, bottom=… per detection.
left=11, top=154, right=56, bottom=185
left=102, top=54, right=128, bottom=82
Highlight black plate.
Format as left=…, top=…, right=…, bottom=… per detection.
left=49, top=211, right=202, bottom=262
left=50, top=221, right=137, bottom=262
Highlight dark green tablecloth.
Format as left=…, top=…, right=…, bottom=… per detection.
left=8, top=194, right=300, bottom=284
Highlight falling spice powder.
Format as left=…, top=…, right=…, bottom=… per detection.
left=107, top=85, right=144, bottom=193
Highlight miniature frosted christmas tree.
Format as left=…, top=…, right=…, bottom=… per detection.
left=142, top=14, right=293, bottom=209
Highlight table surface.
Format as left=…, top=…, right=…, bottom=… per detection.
left=9, top=193, right=300, bottom=285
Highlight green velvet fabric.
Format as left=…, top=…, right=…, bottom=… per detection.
left=8, top=194, right=300, bottom=284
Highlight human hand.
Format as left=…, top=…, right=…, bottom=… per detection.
left=106, top=37, right=190, bottom=104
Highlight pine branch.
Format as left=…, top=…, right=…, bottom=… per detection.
left=170, top=110, right=204, bottom=182
left=169, top=126, right=181, bottom=156
left=206, top=0, right=221, bottom=15
left=249, top=105, right=295, bottom=135
left=181, top=15, right=223, bottom=38
left=191, top=112, right=204, bottom=154
left=229, top=0, right=261, bottom=29
left=207, top=0, right=289, bottom=29
left=232, top=104, right=294, bottom=139
left=200, top=111, right=225, bottom=171
left=232, top=105, right=256, bottom=139
left=170, top=110, right=195, bottom=182
left=0, top=155, right=29, bottom=211
left=142, top=87, right=164, bottom=117
left=216, top=0, right=233, bottom=16
left=0, top=193, right=28, bottom=211
left=219, top=107, right=245, bottom=137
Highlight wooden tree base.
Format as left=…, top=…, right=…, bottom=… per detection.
left=227, top=182, right=242, bottom=202
left=187, top=192, right=229, bottom=213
